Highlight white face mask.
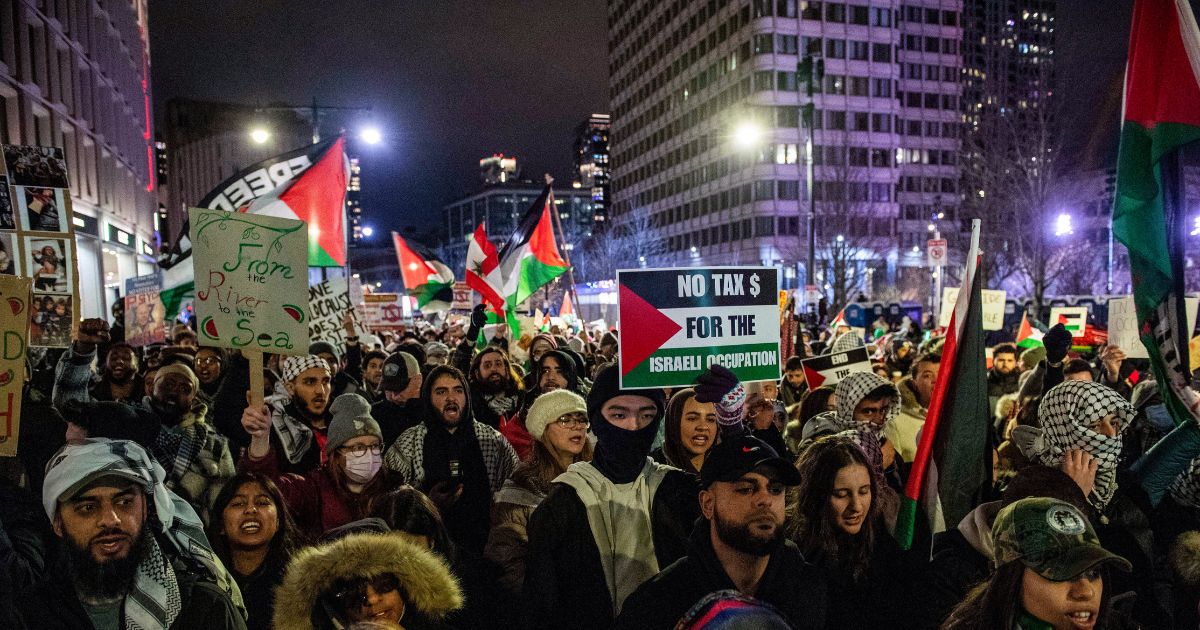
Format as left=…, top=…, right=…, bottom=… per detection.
left=344, top=451, right=382, bottom=484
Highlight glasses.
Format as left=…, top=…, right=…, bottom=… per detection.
left=333, top=573, right=401, bottom=610
left=554, top=415, right=590, bottom=429
left=339, top=443, right=382, bottom=457
left=197, top=357, right=221, bottom=366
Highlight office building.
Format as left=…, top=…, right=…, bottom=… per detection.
left=573, top=113, right=611, bottom=224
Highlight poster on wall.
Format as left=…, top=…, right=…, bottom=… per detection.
left=0, top=145, right=80, bottom=347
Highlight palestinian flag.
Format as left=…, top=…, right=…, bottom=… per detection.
left=158, top=137, right=350, bottom=317
left=497, top=185, right=569, bottom=333
left=465, top=224, right=506, bottom=314
left=393, top=232, right=454, bottom=313
left=1113, top=0, right=1200, bottom=424
left=1016, top=311, right=1044, bottom=349
left=896, top=221, right=992, bottom=552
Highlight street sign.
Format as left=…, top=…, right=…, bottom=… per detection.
left=800, top=346, right=872, bottom=388
left=804, top=284, right=822, bottom=305
left=927, top=238, right=948, bottom=267
left=616, top=266, right=780, bottom=389
left=1049, top=306, right=1089, bottom=338
left=939, top=287, right=1008, bottom=331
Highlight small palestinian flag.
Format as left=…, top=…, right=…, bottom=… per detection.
left=1016, top=311, right=1044, bottom=349
left=393, top=232, right=454, bottom=313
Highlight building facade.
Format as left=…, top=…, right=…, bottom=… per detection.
left=573, top=113, right=611, bottom=224
left=0, top=0, right=159, bottom=317
left=607, top=0, right=961, bottom=302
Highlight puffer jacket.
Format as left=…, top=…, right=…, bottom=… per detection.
left=484, top=477, right=546, bottom=593
left=273, top=531, right=463, bottom=630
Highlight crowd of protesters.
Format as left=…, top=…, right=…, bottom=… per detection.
left=1, top=300, right=1199, bottom=629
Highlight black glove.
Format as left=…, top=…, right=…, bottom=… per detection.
left=466, top=304, right=487, bottom=342
left=694, top=364, right=739, bottom=403
left=1044, top=323, right=1072, bottom=365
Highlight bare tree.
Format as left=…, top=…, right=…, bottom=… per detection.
left=577, top=205, right=668, bottom=282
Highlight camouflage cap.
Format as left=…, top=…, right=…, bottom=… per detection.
left=992, top=497, right=1131, bottom=581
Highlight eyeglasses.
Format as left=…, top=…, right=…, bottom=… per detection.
left=333, top=573, right=401, bottom=610
left=197, top=357, right=221, bottom=366
left=338, top=443, right=382, bottom=457
left=554, top=416, right=590, bottom=429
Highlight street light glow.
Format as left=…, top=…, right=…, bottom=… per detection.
left=836, top=234, right=845, bottom=243
left=1192, top=215, right=1200, bottom=236
left=1054, top=213, right=1073, bottom=236
left=250, top=128, right=270, bottom=144
left=359, top=127, right=382, bottom=145
left=361, top=226, right=374, bottom=238
left=732, top=121, right=763, bottom=150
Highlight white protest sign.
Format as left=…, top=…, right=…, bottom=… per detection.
left=309, top=276, right=368, bottom=346
left=1049, top=306, right=1089, bottom=338
left=360, top=293, right=408, bottom=328
left=939, top=287, right=1007, bottom=331
left=1108, top=296, right=1199, bottom=359
left=801, top=347, right=872, bottom=388
left=190, top=208, right=309, bottom=353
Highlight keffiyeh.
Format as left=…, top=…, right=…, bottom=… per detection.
left=43, top=438, right=245, bottom=628
left=1013, top=380, right=1134, bottom=511
left=834, top=371, right=900, bottom=436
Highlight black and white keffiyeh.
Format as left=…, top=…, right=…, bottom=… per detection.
left=1168, top=457, right=1200, bottom=508
left=43, top=438, right=244, bottom=629
left=1013, top=380, right=1134, bottom=511
left=834, top=371, right=900, bottom=436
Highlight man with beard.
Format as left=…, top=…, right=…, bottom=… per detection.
left=56, top=320, right=235, bottom=521
left=371, top=351, right=424, bottom=446
left=260, top=354, right=334, bottom=474
left=384, top=365, right=518, bottom=555
left=453, top=306, right=526, bottom=429
left=51, top=320, right=141, bottom=405
left=614, top=435, right=826, bottom=630
left=987, top=343, right=1020, bottom=417
left=21, top=438, right=246, bottom=629
left=309, top=340, right=361, bottom=398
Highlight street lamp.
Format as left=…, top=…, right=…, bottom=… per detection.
left=731, top=121, right=763, bottom=150
left=359, top=127, right=383, bottom=145
left=250, top=128, right=270, bottom=144
left=1191, top=215, right=1200, bottom=236
left=361, top=226, right=375, bottom=238
left=1053, top=213, right=1074, bottom=236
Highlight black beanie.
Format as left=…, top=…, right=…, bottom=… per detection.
left=587, top=364, right=665, bottom=483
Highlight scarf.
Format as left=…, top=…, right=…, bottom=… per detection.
left=834, top=371, right=900, bottom=436
left=266, top=393, right=317, bottom=465
left=591, top=417, right=661, bottom=484
left=1012, top=380, right=1133, bottom=511
left=1168, top=454, right=1200, bottom=509
left=43, top=438, right=244, bottom=629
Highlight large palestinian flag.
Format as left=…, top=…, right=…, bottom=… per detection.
left=895, top=221, right=992, bottom=553
left=496, top=185, right=569, bottom=333
left=1113, top=0, right=1200, bottom=426
left=393, top=232, right=454, bottom=313
left=159, top=137, right=350, bottom=317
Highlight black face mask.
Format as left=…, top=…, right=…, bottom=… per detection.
left=589, top=411, right=660, bottom=484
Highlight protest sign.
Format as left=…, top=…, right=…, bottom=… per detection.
left=1049, top=306, right=1089, bottom=338
left=940, top=287, right=1007, bottom=330
left=1109, top=296, right=1199, bottom=359
left=801, top=347, right=872, bottom=388
left=0, top=144, right=82, bottom=346
left=0, top=275, right=30, bottom=455
left=124, top=273, right=166, bottom=347
left=360, top=292, right=408, bottom=328
left=451, top=281, right=473, bottom=311
left=617, top=267, right=780, bottom=389
left=309, top=276, right=369, bottom=346
left=190, top=208, right=309, bottom=353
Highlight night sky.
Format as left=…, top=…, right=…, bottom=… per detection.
left=151, top=0, right=1131, bottom=238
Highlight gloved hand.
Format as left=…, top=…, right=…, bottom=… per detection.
left=466, top=304, right=488, bottom=342
left=1044, top=323, right=1072, bottom=365
left=695, top=364, right=740, bottom=403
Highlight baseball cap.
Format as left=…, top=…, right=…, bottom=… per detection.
left=700, top=435, right=802, bottom=488
left=380, top=351, right=421, bottom=392
left=992, top=497, right=1132, bottom=581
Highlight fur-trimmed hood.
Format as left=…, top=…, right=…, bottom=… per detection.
left=273, top=532, right=464, bottom=630
left=1170, top=530, right=1200, bottom=586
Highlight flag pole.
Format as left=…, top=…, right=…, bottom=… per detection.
left=544, top=174, right=584, bottom=322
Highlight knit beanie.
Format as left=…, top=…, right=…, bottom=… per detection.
left=325, top=393, right=382, bottom=454
left=282, top=354, right=331, bottom=383
left=308, top=341, right=340, bottom=362
left=586, top=364, right=665, bottom=483
left=526, top=389, right=587, bottom=441
left=154, top=363, right=199, bottom=393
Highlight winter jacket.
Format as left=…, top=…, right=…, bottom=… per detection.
left=987, top=369, right=1020, bottom=414
left=522, top=466, right=700, bottom=630
left=917, top=501, right=1001, bottom=630
left=613, top=519, right=828, bottom=630
left=273, top=531, right=462, bottom=630
left=232, top=550, right=289, bottom=630
left=384, top=420, right=517, bottom=493
left=371, top=397, right=423, bottom=446
left=0, top=482, right=57, bottom=630
left=887, top=377, right=927, bottom=463
left=262, top=395, right=329, bottom=475
left=18, top=546, right=247, bottom=630
left=811, top=528, right=921, bottom=629
left=484, top=478, right=546, bottom=593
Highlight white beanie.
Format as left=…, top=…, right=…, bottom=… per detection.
left=525, top=389, right=587, bottom=441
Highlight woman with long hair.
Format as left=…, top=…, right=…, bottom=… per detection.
left=942, top=497, right=1131, bottom=630
left=651, top=388, right=716, bottom=474
left=208, top=473, right=297, bottom=630
left=787, top=435, right=913, bottom=628
left=486, top=389, right=593, bottom=593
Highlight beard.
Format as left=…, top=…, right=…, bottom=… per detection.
left=474, top=373, right=511, bottom=395
left=713, top=508, right=783, bottom=557
left=65, top=527, right=150, bottom=601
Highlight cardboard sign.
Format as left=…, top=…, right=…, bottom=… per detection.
left=0, top=276, right=29, bottom=456
left=1049, top=306, right=1089, bottom=338
left=801, top=347, right=872, bottom=388
left=124, top=273, right=166, bottom=347
left=309, top=276, right=369, bottom=346
left=360, top=293, right=408, bottom=328
left=451, top=281, right=473, bottom=311
left=1109, top=296, right=1199, bottom=359
left=940, top=287, right=1007, bottom=331
left=0, top=144, right=81, bottom=346
left=190, top=208, right=310, bottom=354
left=617, top=267, right=780, bottom=389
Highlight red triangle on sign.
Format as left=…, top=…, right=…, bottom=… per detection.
left=619, top=284, right=682, bottom=375
left=803, top=364, right=826, bottom=389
